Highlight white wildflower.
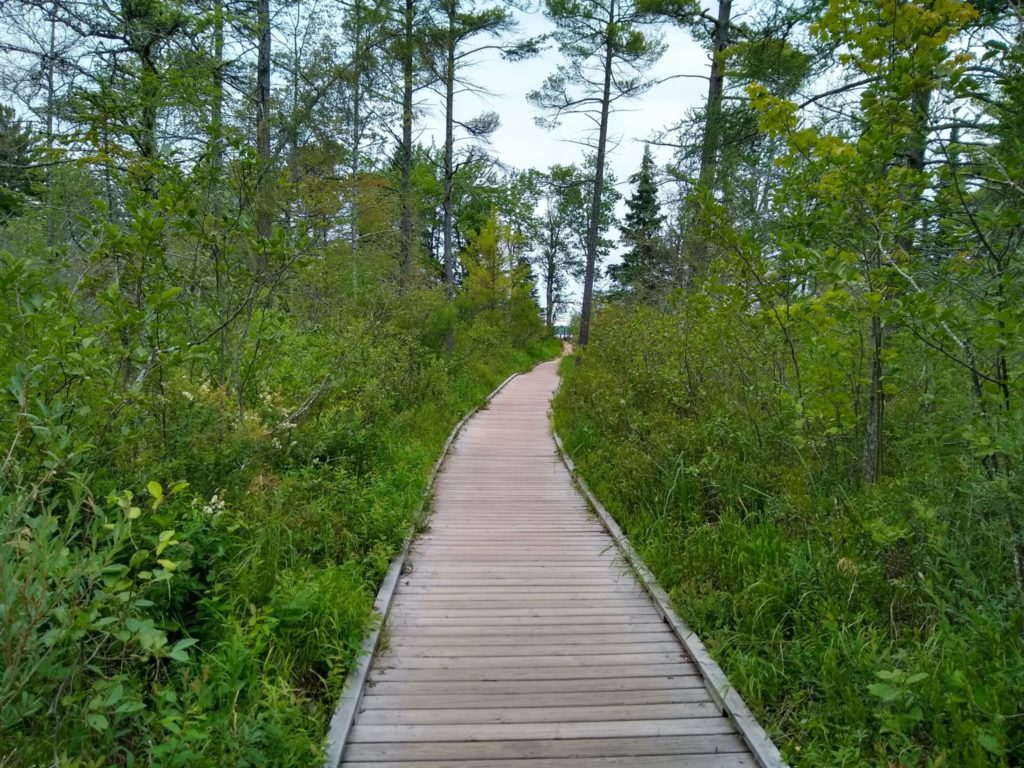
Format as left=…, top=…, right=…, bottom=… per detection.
left=202, top=493, right=226, bottom=516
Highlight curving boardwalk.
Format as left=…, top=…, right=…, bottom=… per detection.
left=338, top=359, right=768, bottom=767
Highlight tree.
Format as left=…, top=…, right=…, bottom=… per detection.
left=426, top=0, right=538, bottom=348
left=530, top=161, right=615, bottom=328
left=529, top=0, right=663, bottom=346
left=255, top=0, right=273, bottom=237
left=0, top=106, right=41, bottom=220
left=459, top=211, right=546, bottom=343
left=336, top=0, right=393, bottom=286
left=394, top=0, right=419, bottom=285
left=608, top=144, right=668, bottom=296
left=534, top=165, right=577, bottom=328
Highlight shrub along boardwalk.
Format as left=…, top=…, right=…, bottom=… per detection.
left=335, top=360, right=777, bottom=767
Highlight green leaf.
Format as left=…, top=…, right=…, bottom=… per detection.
left=978, top=732, right=1004, bottom=756
left=867, top=682, right=900, bottom=702
left=169, top=637, right=198, bottom=662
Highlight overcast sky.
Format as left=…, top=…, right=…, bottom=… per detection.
left=416, top=7, right=714, bottom=319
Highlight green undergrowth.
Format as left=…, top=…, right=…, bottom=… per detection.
left=1, top=248, right=559, bottom=765
left=552, top=306, right=1024, bottom=767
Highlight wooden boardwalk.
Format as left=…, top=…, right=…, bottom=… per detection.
left=334, top=359, right=779, bottom=767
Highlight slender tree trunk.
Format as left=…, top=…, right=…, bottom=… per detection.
left=688, top=0, right=730, bottom=278
left=255, top=0, right=273, bottom=240
left=994, top=274, right=1011, bottom=413
left=545, top=248, right=555, bottom=329
left=45, top=5, right=56, bottom=247
left=863, top=81, right=932, bottom=483
left=579, top=11, right=614, bottom=348
left=211, top=0, right=227, bottom=387
left=443, top=11, right=456, bottom=350
left=138, top=49, right=160, bottom=194
left=350, top=100, right=361, bottom=292
left=350, top=0, right=363, bottom=292
left=862, top=309, right=884, bottom=483
left=442, top=32, right=455, bottom=300
left=697, top=0, right=730, bottom=192
left=398, top=0, right=415, bottom=286
left=288, top=0, right=301, bottom=186
left=212, top=0, right=225, bottom=176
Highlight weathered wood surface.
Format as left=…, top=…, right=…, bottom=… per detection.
left=338, top=359, right=771, bottom=766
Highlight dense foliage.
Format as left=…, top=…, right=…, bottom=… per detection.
left=1, top=218, right=555, bottom=765
left=5, top=0, right=1024, bottom=762
left=0, top=0, right=556, bottom=762
left=556, top=0, right=1024, bottom=764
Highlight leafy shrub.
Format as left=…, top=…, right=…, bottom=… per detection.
left=554, top=304, right=1024, bottom=766
left=1, top=241, right=559, bottom=764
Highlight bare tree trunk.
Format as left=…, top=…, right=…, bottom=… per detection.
left=288, top=0, right=301, bottom=186
left=443, top=10, right=456, bottom=351
left=255, top=0, right=273, bottom=240
left=442, top=32, right=455, bottom=300
left=545, top=250, right=555, bottom=329
left=697, top=0, right=730, bottom=192
left=579, top=7, right=614, bottom=348
left=862, top=310, right=884, bottom=483
left=45, top=5, right=56, bottom=247
left=349, top=0, right=364, bottom=293
left=212, top=0, right=225, bottom=175
left=211, top=0, right=227, bottom=387
left=398, top=0, right=415, bottom=286
left=689, top=0, right=730, bottom=277
left=138, top=49, right=160, bottom=187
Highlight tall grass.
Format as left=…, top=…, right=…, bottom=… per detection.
left=553, top=306, right=1023, bottom=766
left=1, top=267, right=559, bottom=766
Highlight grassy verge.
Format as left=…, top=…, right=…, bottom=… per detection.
left=1, top=302, right=559, bottom=765
left=552, top=314, right=1023, bottom=767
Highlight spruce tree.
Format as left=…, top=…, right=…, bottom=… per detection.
left=609, top=144, right=666, bottom=296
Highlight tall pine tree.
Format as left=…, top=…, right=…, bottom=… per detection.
left=609, top=145, right=667, bottom=296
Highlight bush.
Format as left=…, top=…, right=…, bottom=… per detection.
left=0, top=242, right=559, bottom=764
left=554, top=303, right=1024, bottom=766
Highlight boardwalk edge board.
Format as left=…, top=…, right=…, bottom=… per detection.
left=550, top=427, right=789, bottom=768
left=322, top=365, right=536, bottom=768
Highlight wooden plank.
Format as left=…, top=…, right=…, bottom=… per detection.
left=343, top=755, right=756, bottom=768
left=383, top=641, right=683, bottom=657
left=389, top=599, right=653, bottom=611
left=341, top=734, right=748, bottom=760
left=355, top=702, right=721, bottom=725
left=398, top=578, right=635, bottom=586
left=347, top=718, right=737, bottom=743
left=375, top=651, right=687, bottom=669
left=359, top=688, right=714, bottom=710
left=368, top=663, right=698, bottom=682
left=387, top=614, right=667, bottom=627
left=387, top=631, right=675, bottom=645
left=388, top=607, right=664, bottom=619
left=363, top=676, right=709, bottom=696
left=391, top=589, right=638, bottom=602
